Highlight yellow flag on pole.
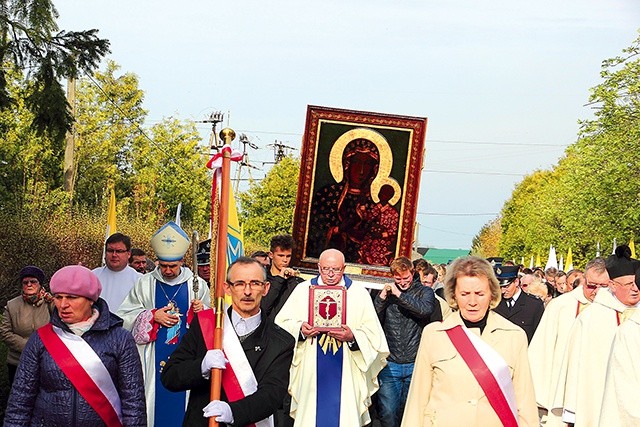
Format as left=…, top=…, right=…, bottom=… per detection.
left=106, top=187, right=117, bottom=238
left=102, top=187, right=117, bottom=265
left=566, top=248, right=574, bottom=271
left=630, top=237, right=636, bottom=259
left=226, top=187, right=244, bottom=265
left=535, top=253, right=541, bottom=268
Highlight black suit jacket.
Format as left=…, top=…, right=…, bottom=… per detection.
left=492, top=290, right=544, bottom=343
left=161, top=308, right=295, bottom=427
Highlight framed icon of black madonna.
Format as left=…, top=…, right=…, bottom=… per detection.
left=292, top=105, right=428, bottom=276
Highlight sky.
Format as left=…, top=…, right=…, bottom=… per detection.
left=57, top=0, right=640, bottom=250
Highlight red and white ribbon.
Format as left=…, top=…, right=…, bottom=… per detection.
left=38, top=324, right=123, bottom=427
left=206, top=144, right=243, bottom=203
left=446, top=325, right=518, bottom=427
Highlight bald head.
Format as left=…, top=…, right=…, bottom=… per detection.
left=318, top=249, right=345, bottom=285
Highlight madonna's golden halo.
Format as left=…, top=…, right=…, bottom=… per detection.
left=328, top=128, right=399, bottom=205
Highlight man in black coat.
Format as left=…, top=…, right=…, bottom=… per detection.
left=161, top=257, right=294, bottom=427
left=492, top=265, right=545, bottom=343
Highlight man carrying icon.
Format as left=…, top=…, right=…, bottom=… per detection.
left=373, top=256, right=436, bottom=427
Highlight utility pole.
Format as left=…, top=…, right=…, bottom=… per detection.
left=233, top=133, right=260, bottom=194
left=63, top=77, right=76, bottom=197
left=267, top=140, right=297, bottom=164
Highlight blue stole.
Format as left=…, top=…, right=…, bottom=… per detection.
left=154, top=279, right=189, bottom=427
left=311, top=275, right=352, bottom=427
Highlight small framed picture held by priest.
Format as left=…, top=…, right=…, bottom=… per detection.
left=308, top=285, right=347, bottom=331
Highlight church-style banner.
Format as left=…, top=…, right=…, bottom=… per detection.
left=292, top=105, right=427, bottom=276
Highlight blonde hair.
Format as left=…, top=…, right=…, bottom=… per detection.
left=444, top=256, right=501, bottom=310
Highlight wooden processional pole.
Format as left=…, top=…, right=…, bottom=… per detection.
left=209, top=128, right=235, bottom=427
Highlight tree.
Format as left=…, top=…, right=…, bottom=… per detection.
left=0, top=64, right=60, bottom=213
left=73, top=60, right=147, bottom=208
left=494, top=31, right=640, bottom=268
left=239, top=157, right=300, bottom=247
left=131, top=117, right=210, bottom=227
left=0, top=0, right=110, bottom=145
left=471, top=217, right=502, bottom=258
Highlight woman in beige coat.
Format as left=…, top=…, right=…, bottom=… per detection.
left=402, top=257, right=537, bottom=427
left=0, top=266, right=53, bottom=385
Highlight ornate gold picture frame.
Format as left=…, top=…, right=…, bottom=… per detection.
left=292, top=105, right=427, bottom=274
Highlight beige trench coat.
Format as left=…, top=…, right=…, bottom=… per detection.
left=402, top=311, right=537, bottom=427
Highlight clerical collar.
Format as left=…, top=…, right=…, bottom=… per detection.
left=231, top=309, right=262, bottom=338
left=462, top=310, right=489, bottom=334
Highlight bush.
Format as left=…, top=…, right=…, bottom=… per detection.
left=0, top=209, right=161, bottom=307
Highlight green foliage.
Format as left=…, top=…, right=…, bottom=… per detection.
left=73, top=61, right=147, bottom=207
left=133, top=117, right=211, bottom=228
left=494, top=31, right=640, bottom=269
left=239, top=156, right=300, bottom=247
left=0, top=65, right=58, bottom=213
left=0, top=0, right=110, bottom=143
left=471, top=217, right=502, bottom=257
left=0, top=207, right=161, bottom=307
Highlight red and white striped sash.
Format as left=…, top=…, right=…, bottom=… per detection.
left=38, top=324, right=123, bottom=427
left=446, top=325, right=518, bottom=427
left=199, top=309, right=273, bottom=427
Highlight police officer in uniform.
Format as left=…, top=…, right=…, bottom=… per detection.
left=492, top=264, right=544, bottom=343
left=196, top=239, right=211, bottom=287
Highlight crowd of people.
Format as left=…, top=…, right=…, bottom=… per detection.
left=2, top=222, right=639, bottom=426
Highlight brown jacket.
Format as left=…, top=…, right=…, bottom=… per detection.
left=0, top=296, right=52, bottom=365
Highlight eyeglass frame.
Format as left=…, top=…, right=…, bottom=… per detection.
left=319, top=266, right=343, bottom=274
left=585, top=281, right=610, bottom=290
left=227, top=280, right=266, bottom=291
left=611, top=279, right=638, bottom=288
left=106, top=248, right=129, bottom=254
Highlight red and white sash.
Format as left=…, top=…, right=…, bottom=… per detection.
left=446, top=325, right=518, bottom=427
left=38, top=323, right=123, bottom=427
left=199, top=308, right=273, bottom=427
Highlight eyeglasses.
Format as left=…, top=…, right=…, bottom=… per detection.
left=612, top=279, right=637, bottom=288
left=585, top=282, right=609, bottom=290
left=228, top=280, right=265, bottom=290
left=106, top=249, right=128, bottom=254
left=320, top=267, right=342, bottom=274
left=22, top=279, right=39, bottom=285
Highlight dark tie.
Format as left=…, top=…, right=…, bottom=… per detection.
left=505, top=298, right=514, bottom=309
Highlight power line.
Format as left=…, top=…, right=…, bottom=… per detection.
left=426, top=139, right=568, bottom=147
left=187, top=126, right=572, bottom=148
left=423, top=169, right=525, bottom=177
left=417, top=212, right=498, bottom=216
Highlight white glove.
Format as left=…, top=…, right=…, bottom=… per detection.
left=200, top=349, right=227, bottom=378
left=203, top=400, right=234, bottom=424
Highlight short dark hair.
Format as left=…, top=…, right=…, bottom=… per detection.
left=105, top=233, right=131, bottom=251
left=226, top=256, right=267, bottom=282
left=270, top=234, right=294, bottom=252
left=413, top=258, right=431, bottom=272
left=129, top=248, right=146, bottom=262
left=251, top=250, right=269, bottom=258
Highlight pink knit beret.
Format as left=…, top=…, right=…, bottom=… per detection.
left=50, top=265, right=102, bottom=302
